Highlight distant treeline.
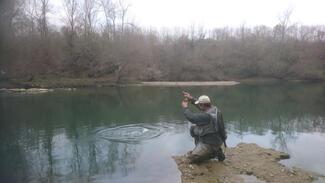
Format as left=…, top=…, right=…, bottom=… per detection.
left=1, top=0, right=325, bottom=83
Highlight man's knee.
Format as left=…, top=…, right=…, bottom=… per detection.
left=187, top=154, right=209, bottom=164
left=187, top=144, right=213, bottom=164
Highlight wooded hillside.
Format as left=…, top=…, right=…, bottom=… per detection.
left=1, top=0, right=324, bottom=84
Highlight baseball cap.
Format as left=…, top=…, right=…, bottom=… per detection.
left=195, top=95, right=211, bottom=104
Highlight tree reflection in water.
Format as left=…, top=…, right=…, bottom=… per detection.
left=0, top=82, right=325, bottom=182
left=15, top=129, right=140, bottom=182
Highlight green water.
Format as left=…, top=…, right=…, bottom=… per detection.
left=1, top=82, right=325, bottom=182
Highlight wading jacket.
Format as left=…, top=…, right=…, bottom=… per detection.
left=183, top=101, right=227, bottom=146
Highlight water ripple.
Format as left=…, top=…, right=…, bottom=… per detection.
left=95, top=122, right=186, bottom=143
left=95, top=124, right=164, bottom=143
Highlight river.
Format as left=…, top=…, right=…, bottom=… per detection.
left=0, top=82, right=325, bottom=182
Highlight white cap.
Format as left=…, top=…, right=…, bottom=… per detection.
left=195, top=95, right=211, bottom=104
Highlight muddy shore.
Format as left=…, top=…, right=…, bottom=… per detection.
left=173, top=143, right=324, bottom=183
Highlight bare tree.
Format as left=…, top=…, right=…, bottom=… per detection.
left=118, top=0, right=130, bottom=34
left=82, top=0, right=98, bottom=38
left=23, top=0, right=49, bottom=37
left=24, top=0, right=38, bottom=34
left=63, top=0, right=78, bottom=34
left=62, top=0, right=80, bottom=73
left=275, top=8, right=293, bottom=42
left=38, top=0, right=50, bottom=38
left=99, top=0, right=117, bottom=39
left=0, top=0, right=23, bottom=37
left=0, top=0, right=25, bottom=71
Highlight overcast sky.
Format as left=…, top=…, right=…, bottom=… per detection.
left=51, top=0, right=325, bottom=29
left=127, top=0, right=325, bottom=29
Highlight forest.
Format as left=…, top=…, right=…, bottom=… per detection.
left=0, top=0, right=324, bottom=86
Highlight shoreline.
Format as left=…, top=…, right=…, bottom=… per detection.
left=1, top=77, right=324, bottom=90
left=0, top=78, right=241, bottom=90
left=0, top=81, right=239, bottom=94
left=133, top=81, right=240, bottom=86
left=0, top=81, right=240, bottom=94
left=0, top=87, right=76, bottom=94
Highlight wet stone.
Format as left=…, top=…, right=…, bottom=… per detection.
left=173, top=143, right=320, bottom=183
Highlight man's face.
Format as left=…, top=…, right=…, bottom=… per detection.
left=198, top=104, right=205, bottom=111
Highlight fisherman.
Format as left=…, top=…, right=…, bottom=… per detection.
left=181, top=91, right=227, bottom=164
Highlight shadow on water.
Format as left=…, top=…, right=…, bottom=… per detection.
left=0, top=82, right=325, bottom=182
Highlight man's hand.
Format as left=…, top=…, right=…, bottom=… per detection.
left=182, top=91, right=193, bottom=100
left=181, top=99, right=189, bottom=108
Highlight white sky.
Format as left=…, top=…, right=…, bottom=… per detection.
left=50, top=0, right=325, bottom=29
left=127, top=0, right=325, bottom=29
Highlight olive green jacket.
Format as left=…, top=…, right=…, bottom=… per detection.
left=183, top=98, right=227, bottom=146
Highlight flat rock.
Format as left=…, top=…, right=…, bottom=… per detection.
left=173, top=143, right=321, bottom=183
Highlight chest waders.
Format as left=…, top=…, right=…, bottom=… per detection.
left=191, top=106, right=227, bottom=147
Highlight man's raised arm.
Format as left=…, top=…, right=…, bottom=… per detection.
left=182, top=91, right=200, bottom=109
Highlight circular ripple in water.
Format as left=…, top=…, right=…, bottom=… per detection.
left=96, top=124, right=164, bottom=143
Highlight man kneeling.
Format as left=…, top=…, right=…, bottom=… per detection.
left=182, top=92, right=227, bottom=164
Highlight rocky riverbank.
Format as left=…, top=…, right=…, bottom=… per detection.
left=173, top=143, right=325, bottom=183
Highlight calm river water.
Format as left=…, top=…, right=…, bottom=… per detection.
left=1, top=82, right=325, bottom=183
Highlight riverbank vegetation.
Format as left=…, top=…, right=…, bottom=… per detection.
left=1, top=0, right=324, bottom=87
